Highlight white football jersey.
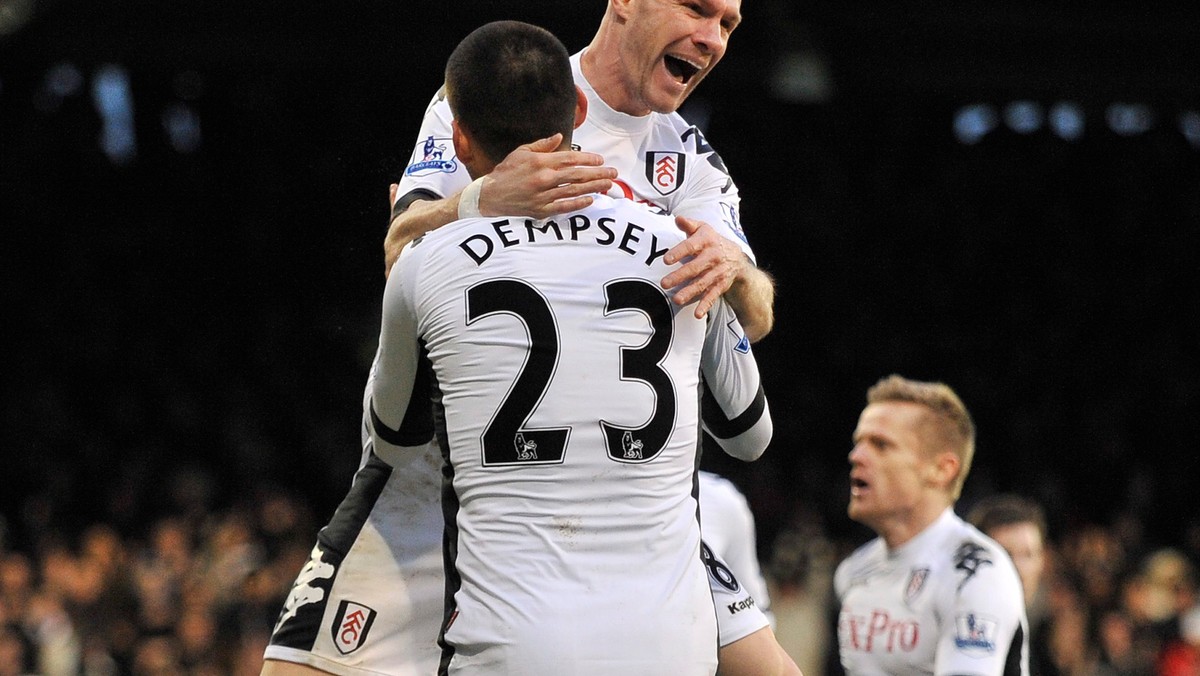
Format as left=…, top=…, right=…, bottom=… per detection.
left=698, top=470, right=775, bottom=642
left=370, top=195, right=770, bottom=675
left=395, top=50, right=754, bottom=262
left=834, top=509, right=1029, bottom=676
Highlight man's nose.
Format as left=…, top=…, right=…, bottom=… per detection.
left=693, top=18, right=724, bottom=55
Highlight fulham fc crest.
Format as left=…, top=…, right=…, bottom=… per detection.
left=905, top=567, right=930, bottom=605
left=646, top=151, right=686, bottom=196
left=332, top=600, right=377, bottom=655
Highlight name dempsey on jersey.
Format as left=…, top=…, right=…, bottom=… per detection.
left=457, top=215, right=672, bottom=267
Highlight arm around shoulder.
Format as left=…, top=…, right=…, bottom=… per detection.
left=384, top=191, right=463, bottom=275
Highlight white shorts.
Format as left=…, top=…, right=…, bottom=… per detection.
left=265, top=445, right=769, bottom=675
left=265, top=446, right=445, bottom=676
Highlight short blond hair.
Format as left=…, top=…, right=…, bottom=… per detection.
left=867, top=374, right=976, bottom=499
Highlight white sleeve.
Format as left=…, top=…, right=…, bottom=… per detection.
left=367, top=244, right=435, bottom=467
left=673, top=128, right=755, bottom=263
left=393, top=87, right=473, bottom=208
left=934, top=540, right=1030, bottom=676
left=699, top=299, right=771, bottom=461
left=699, top=473, right=774, bottom=628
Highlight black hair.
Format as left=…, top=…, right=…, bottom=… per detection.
left=445, top=20, right=575, bottom=164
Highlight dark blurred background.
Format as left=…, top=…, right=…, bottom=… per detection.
left=2, top=2, right=1199, bottom=667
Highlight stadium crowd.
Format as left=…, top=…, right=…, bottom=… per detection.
left=2, top=468, right=1198, bottom=675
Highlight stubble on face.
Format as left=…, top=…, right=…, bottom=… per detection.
left=621, top=0, right=740, bottom=115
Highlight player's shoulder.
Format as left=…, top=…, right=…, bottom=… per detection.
left=932, top=512, right=1022, bottom=596
left=589, top=194, right=682, bottom=233
left=834, top=537, right=886, bottom=586
left=698, top=471, right=750, bottom=508
left=423, top=84, right=452, bottom=118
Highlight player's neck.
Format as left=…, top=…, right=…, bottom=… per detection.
left=879, top=502, right=951, bottom=551
left=581, top=40, right=650, bottom=118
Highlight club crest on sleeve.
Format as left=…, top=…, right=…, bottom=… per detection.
left=904, top=567, right=930, bottom=605
left=645, top=151, right=686, bottom=196
left=726, top=319, right=751, bottom=354
left=405, top=136, right=458, bottom=176
left=331, top=600, right=377, bottom=655
left=954, top=612, right=998, bottom=655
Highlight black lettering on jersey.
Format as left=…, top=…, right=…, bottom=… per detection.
left=567, top=214, right=591, bottom=240
left=953, top=541, right=993, bottom=591
left=523, top=218, right=565, bottom=242
left=459, top=233, right=494, bottom=265
left=596, top=217, right=617, bottom=245
left=681, top=126, right=734, bottom=193
left=727, top=597, right=756, bottom=614
left=618, top=222, right=645, bottom=254
left=493, top=220, right=520, bottom=247
left=700, top=541, right=741, bottom=593
left=645, top=236, right=669, bottom=267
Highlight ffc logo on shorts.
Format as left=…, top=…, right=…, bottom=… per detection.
left=332, top=600, right=377, bottom=655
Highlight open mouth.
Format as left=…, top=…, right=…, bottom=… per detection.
left=850, top=478, right=869, bottom=494
left=664, top=55, right=700, bottom=84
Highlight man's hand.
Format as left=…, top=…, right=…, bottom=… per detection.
left=661, top=215, right=775, bottom=342
left=479, top=134, right=616, bottom=218
left=384, top=134, right=616, bottom=274
left=662, top=215, right=750, bottom=316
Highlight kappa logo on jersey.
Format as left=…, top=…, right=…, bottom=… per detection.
left=725, top=318, right=750, bottom=354
left=273, top=544, right=335, bottom=635
left=645, top=151, right=686, bottom=196
left=904, top=568, right=930, bottom=605
left=727, top=597, right=757, bottom=615
left=332, top=600, right=377, bottom=655
left=514, top=433, right=538, bottom=460
left=953, top=541, right=993, bottom=591
left=620, top=431, right=644, bottom=459
left=954, top=612, right=998, bottom=655
left=405, top=135, right=458, bottom=176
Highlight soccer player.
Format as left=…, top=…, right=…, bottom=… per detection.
left=374, top=21, right=767, bottom=673
left=699, top=470, right=776, bottom=632
left=263, top=19, right=792, bottom=676
left=833, top=375, right=1030, bottom=675
left=384, top=0, right=774, bottom=343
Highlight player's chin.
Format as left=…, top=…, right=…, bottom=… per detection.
left=846, top=499, right=871, bottom=521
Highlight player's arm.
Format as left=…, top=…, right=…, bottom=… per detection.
left=933, top=541, right=1029, bottom=676
left=366, top=248, right=435, bottom=466
left=699, top=298, right=772, bottom=461
left=718, top=625, right=803, bottom=676
left=386, top=135, right=615, bottom=273
left=663, top=216, right=775, bottom=343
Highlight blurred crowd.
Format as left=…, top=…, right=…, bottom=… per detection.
left=0, top=478, right=317, bottom=676
left=3, top=473, right=1199, bottom=676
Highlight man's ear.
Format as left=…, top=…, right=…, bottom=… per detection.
left=928, top=451, right=961, bottom=492
left=573, top=85, right=588, bottom=130
left=610, top=0, right=634, bottom=21
left=451, top=118, right=475, bottom=165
